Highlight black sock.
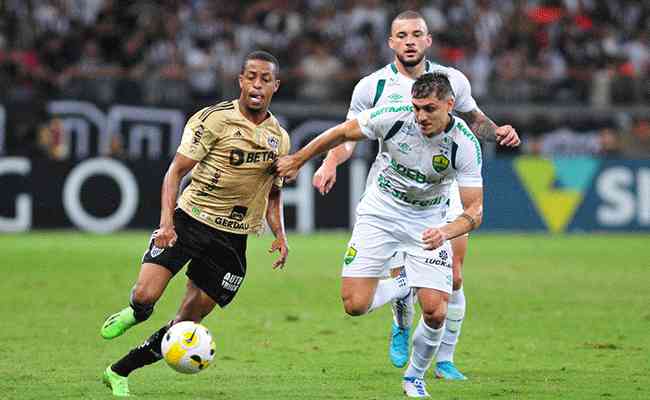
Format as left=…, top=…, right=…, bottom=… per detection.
left=111, top=324, right=170, bottom=377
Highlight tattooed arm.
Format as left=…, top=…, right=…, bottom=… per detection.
left=456, top=108, right=521, bottom=147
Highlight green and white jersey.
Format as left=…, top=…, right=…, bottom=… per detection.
left=347, top=60, right=479, bottom=220
left=346, top=60, right=477, bottom=121
left=356, top=103, right=482, bottom=224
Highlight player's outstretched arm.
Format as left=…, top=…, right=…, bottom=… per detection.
left=266, top=184, right=289, bottom=269
left=156, top=153, right=198, bottom=248
left=456, top=109, right=520, bottom=147
left=276, top=119, right=366, bottom=181
left=313, top=141, right=358, bottom=195
left=422, top=187, right=483, bottom=250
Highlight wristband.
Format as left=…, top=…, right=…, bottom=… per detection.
left=459, top=213, right=476, bottom=230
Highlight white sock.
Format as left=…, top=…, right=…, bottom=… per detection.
left=368, top=276, right=409, bottom=313
left=436, top=286, right=466, bottom=363
left=404, top=317, right=444, bottom=379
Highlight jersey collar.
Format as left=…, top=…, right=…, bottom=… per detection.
left=444, top=114, right=455, bottom=133
left=234, top=100, right=275, bottom=127
left=390, top=59, right=433, bottom=76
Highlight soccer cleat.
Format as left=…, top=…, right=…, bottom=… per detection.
left=435, top=361, right=468, bottom=380
left=402, top=376, right=430, bottom=398
left=102, top=366, right=130, bottom=397
left=101, top=307, right=137, bottom=339
left=389, top=322, right=410, bottom=368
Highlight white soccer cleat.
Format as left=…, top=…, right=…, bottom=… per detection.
left=392, top=287, right=416, bottom=329
left=402, top=377, right=430, bottom=398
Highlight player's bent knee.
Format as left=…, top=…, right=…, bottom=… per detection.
left=421, top=306, right=447, bottom=328
left=342, top=296, right=369, bottom=316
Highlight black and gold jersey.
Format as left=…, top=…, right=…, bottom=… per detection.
left=177, top=100, right=290, bottom=234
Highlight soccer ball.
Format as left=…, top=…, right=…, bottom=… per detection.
left=161, top=321, right=216, bottom=374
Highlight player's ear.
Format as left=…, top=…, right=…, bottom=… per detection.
left=425, top=33, right=432, bottom=48
left=238, top=74, right=244, bottom=89
left=273, top=78, right=280, bottom=93
left=447, top=97, right=455, bottom=111
left=388, top=36, right=396, bottom=51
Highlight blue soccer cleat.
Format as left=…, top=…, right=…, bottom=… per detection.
left=389, top=322, right=410, bottom=368
left=435, top=361, right=468, bottom=380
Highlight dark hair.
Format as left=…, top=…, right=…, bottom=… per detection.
left=391, top=10, right=428, bottom=34
left=411, top=72, right=455, bottom=100
left=240, top=50, right=280, bottom=77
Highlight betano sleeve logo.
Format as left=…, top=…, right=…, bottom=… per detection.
left=514, top=156, right=600, bottom=233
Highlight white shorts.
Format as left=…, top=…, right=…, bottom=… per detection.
left=342, top=216, right=453, bottom=293
left=383, top=180, right=465, bottom=271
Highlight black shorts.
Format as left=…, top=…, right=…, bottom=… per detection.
left=142, top=208, right=247, bottom=307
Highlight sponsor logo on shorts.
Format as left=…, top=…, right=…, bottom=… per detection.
left=439, top=250, right=448, bottom=261
left=343, top=246, right=357, bottom=265
left=150, top=245, right=165, bottom=258
left=221, top=272, right=243, bottom=291
left=425, top=257, right=451, bottom=268
left=432, top=154, right=450, bottom=172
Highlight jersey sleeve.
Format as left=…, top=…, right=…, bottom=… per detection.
left=177, top=112, right=222, bottom=161
left=455, top=128, right=483, bottom=188
left=449, top=67, right=478, bottom=113
left=346, top=76, right=374, bottom=120
left=274, top=130, right=291, bottom=188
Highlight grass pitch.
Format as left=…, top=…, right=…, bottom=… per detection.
left=1, top=232, right=649, bottom=399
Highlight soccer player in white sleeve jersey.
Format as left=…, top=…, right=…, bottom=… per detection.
left=312, top=10, right=520, bottom=380
left=277, top=72, right=484, bottom=398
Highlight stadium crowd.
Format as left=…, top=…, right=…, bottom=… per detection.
left=0, top=0, right=648, bottom=158
left=1, top=0, right=648, bottom=105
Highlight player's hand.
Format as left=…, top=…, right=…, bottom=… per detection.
left=422, top=228, right=447, bottom=250
left=154, top=225, right=177, bottom=248
left=313, top=159, right=337, bottom=195
left=276, top=155, right=302, bottom=182
left=495, top=125, right=520, bottom=147
left=269, top=237, right=289, bottom=269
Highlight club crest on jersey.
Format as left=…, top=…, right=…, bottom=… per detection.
left=267, top=135, right=279, bottom=150
left=343, top=246, right=357, bottom=265
left=432, top=155, right=450, bottom=172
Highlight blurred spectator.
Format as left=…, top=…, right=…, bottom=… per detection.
left=293, top=36, right=345, bottom=101
left=1, top=0, right=648, bottom=161
left=60, top=37, right=122, bottom=103
left=185, top=38, right=220, bottom=104
left=526, top=126, right=622, bottom=158
left=37, top=118, right=68, bottom=160
left=0, top=0, right=647, bottom=105
left=620, top=118, right=650, bottom=158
